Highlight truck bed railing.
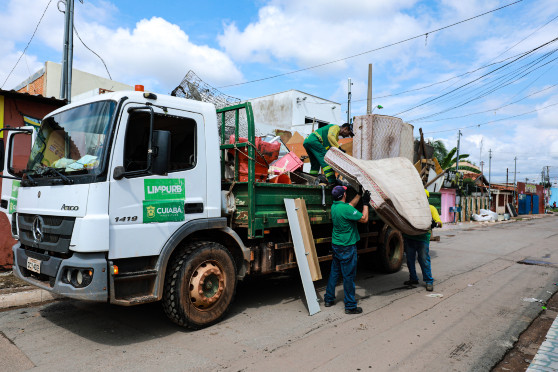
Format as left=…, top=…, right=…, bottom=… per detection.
left=217, top=103, right=257, bottom=238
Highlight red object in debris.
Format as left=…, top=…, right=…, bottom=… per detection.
left=270, top=152, right=303, bottom=175
left=135, top=85, right=144, bottom=92
left=269, top=173, right=292, bottom=184
left=228, top=136, right=280, bottom=182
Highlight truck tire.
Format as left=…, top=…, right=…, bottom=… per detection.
left=163, top=241, right=237, bottom=329
left=377, top=227, right=404, bottom=273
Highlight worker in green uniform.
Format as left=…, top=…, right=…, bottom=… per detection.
left=303, top=123, right=353, bottom=184
left=324, top=185, right=371, bottom=314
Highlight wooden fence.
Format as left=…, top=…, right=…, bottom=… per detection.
left=457, top=196, right=490, bottom=222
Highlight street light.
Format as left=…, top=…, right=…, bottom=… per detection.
left=372, top=104, right=383, bottom=113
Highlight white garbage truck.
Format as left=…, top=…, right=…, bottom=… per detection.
left=3, top=90, right=404, bottom=329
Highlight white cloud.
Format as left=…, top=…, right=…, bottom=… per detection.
left=0, top=1, right=242, bottom=92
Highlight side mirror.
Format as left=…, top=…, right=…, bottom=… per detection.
left=151, top=130, right=170, bottom=176
left=0, top=138, right=4, bottom=172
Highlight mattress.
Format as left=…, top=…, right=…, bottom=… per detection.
left=325, top=147, right=431, bottom=235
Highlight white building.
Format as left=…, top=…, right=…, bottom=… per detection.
left=247, top=89, right=342, bottom=136
left=15, top=61, right=133, bottom=100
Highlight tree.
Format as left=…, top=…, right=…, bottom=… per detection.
left=439, top=147, right=481, bottom=174
left=429, top=140, right=448, bottom=163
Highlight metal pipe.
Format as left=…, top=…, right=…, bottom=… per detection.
left=66, top=0, right=75, bottom=103
left=366, top=64, right=372, bottom=115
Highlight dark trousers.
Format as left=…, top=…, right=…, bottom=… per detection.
left=324, top=244, right=358, bottom=309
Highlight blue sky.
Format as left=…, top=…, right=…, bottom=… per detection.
left=1, top=0, right=558, bottom=184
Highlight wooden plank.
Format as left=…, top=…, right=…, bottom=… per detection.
left=284, top=199, right=321, bottom=315
left=294, top=198, right=322, bottom=281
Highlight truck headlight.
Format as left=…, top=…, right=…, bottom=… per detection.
left=63, top=268, right=94, bottom=288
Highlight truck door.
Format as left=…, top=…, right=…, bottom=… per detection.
left=108, top=104, right=207, bottom=259
left=1, top=126, right=35, bottom=224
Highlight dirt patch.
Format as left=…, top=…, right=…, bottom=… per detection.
left=0, top=272, right=29, bottom=291
left=492, top=290, right=558, bottom=371
left=0, top=213, right=16, bottom=269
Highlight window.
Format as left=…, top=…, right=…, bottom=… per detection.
left=123, top=111, right=197, bottom=173
left=9, top=132, right=32, bottom=177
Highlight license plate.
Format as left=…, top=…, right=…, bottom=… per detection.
left=26, top=257, right=41, bottom=274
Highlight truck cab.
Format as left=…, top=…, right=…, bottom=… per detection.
left=8, top=92, right=249, bottom=323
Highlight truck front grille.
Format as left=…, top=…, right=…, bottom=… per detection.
left=17, top=213, right=76, bottom=253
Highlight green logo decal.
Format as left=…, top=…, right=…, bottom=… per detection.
left=11, top=181, right=20, bottom=198
left=143, top=200, right=185, bottom=223
left=144, top=179, right=185, bottom=200
left=8, top=181, right=20, bottom=213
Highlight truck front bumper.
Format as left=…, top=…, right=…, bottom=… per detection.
left=12, top=243, right=108, bottom=302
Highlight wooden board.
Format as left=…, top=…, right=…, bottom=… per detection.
left=293, top=198, right=322, bottom=281
left=284, top=198, right=321, bottom=316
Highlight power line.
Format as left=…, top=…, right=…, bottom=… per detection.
left=73, top=24, right=112, bottom=80
left=217, top=0, right=524, bottom=89
left=1, top=0, right=53, bottom=89
left=413, top=82, right=558, bottom=123
left=424, top=101, right=558, bottom=134
left=407, top=48, right=558, bottom=122
left=393, top=37, right=558, bottom=117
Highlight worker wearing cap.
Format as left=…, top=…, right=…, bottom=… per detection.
left=303, top=123, right=353, bottom=184
left=324, top=185, right=370, bottom=314
left=403, top=189, right=442, bottom=292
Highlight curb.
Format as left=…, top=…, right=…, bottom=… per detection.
left=0, top=289, right=60, bottom=310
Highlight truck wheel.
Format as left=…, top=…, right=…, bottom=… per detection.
left=377, top=227, right=404, bottom=273
left=163, top=241, right=236, bottom=329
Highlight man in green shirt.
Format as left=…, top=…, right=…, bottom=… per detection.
left=324, top=185, right=370, bottom=314
left=303, top=123, right=353, bottom=184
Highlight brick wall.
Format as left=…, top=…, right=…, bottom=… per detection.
left=16, top=74, right=45, bottom=96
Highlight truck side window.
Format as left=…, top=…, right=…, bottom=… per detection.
left=123, top=111, right=197, bottom=173
left=8, top=132, right=32, bottom=177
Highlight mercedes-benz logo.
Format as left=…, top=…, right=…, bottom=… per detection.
left=32, top=215, right=44, bottom=243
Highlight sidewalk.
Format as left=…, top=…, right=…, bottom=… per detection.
left=438, top=212, right=555, bottom=233
left=527, top=315, right=558, bottom=371
left=0, top=271, right=60, bottom=310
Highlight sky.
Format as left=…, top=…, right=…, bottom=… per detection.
left=1, top=0, right=558, bottom=184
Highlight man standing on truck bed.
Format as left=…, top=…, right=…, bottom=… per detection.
left=303, top=123, right=353, bottom=184
left=324, top=185, right=370, bottom=314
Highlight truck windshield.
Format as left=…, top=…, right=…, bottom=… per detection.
left=26, top=100, right=116, bottom=178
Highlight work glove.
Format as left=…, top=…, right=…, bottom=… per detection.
left=358, top=185, right=364, bottom=196
left=361, top=190, right=371, bottom=206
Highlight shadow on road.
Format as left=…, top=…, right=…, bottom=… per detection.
left=38, top=259, right=411, bottom=345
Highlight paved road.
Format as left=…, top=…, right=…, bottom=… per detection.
left=1, top=216, right=558, bottom=372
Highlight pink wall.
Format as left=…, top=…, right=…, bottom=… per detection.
left=440, top=188, right=456, bottom=223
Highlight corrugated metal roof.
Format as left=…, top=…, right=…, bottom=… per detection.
left=0, top=89, right=66, bottom=106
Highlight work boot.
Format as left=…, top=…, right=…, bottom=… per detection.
left=404, top=279, right=419, bottom=286
left=426, top=283, right=434, bottom=292
left=345, top=307, right=363, bottom=315
left=324, top=301, right=334, bottom=307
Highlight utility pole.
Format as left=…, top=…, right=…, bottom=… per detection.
left=506, top=168, right=508, bottom=185
left=455, top=130, right=462, bottom=210
left=366, top=64, right=373, bottom=115
left=347, top=78, right=352, bottom=124
left=455, top=130, right=462, bottom=173
left=513, top=156, right=517, bottom=204
left=488, top=149, right=492, bottom=209
left=479, top=137, right=483, bottom=165
left=60, top=0, right=75, bottom=102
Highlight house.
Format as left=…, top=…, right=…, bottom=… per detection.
left=14, top=61, right=133, bottom=100
left=0, top=89, right=66, bottom=268
left=247, top=89, right=342, bottom=137
left=517, top=182, right=544, bottom=214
